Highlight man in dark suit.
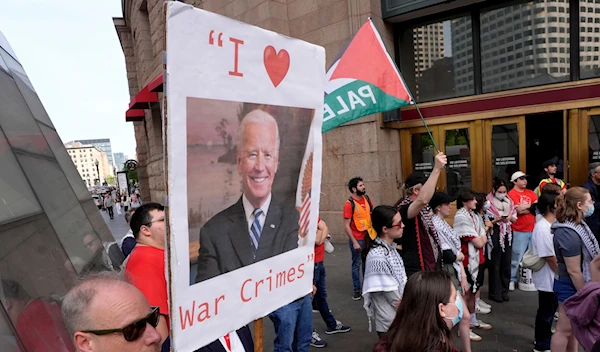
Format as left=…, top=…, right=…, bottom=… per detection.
left=196, top=109, right=309, bottom=352
left=196, top=109, right=300, bottom=282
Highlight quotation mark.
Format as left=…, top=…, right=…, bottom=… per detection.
left=307, top=254, right=314, bottom=262
left=208, top=30, right=223, bottom=47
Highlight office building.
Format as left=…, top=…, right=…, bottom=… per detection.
left=68, top=138, right=115, bottom=168
left=113, top=152, right=127, bottom=170
left=65, top=142, right=113, bottom=186
left=114, top=0, right=600, bottom=240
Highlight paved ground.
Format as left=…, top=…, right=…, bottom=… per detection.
left=100, top=211, right=548, bottom=351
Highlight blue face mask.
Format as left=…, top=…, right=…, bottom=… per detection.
left=584, top=204, right=595, bottom=218
left=447, top=295, right=464, bottom=327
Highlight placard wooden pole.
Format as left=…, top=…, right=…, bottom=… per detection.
left=254, top=318, right=264, bottom=352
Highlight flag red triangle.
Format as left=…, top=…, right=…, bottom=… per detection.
left=329, top=21, right=410, bottom=102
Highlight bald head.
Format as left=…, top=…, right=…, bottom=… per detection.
left=62, top=272, right=128, bottom=336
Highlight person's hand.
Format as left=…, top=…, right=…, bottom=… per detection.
left=353, top=241, right=362, bottom=251
left=591, top=255, right=600, bottom=282
left=394, top=299, right=401, bottom=309
left=311, top=285, right=317, bottom=297
left=456, top=252, right=464, bottom=262
left=433, top=153, right=447, bottom=170
left=461, top=280, right=470, bottom=296
left=508, top=216, right=516, bottom=222
left=485, top=220, right=493, bottom=228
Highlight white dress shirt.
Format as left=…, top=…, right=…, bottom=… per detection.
left=242, top=193, right=271, bottom=233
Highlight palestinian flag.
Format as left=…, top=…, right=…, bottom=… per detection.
left=323, top=19, right=412, bottom=133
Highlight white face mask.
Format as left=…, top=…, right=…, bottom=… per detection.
left=495, top=193, right=506, bottom=201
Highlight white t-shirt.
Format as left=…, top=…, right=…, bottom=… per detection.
left=531, top=218, right=556, bottom=292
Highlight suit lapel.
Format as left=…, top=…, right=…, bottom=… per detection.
left=256, top=199, right=282, bottom=260
left=227, top=198, right=255, bottom=266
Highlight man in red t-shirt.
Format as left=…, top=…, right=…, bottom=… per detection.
left=343, top=177, right=374, bottom=300
left=125, top=203, right=170, bottom=347
left=507, top=171, right=538, bottom=290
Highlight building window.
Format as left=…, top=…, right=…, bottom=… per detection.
left=400, top=16, right=474, bottom=102
left=580, top=0, right=600, bottom=78
left=479, top=1, right=570, bottom=93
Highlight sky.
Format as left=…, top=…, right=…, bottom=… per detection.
left=0, top=0, right=136, bottom=158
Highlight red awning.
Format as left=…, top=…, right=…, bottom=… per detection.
left=125, top=109, right=145, bottom=122
left=148, top=72, right=163, bottom=92
left=128, top=85, right=158, bottom=110
left=125, top=72, right=163, bottom=122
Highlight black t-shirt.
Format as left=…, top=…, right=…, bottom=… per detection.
left=398, top=203, right=438, bottom=275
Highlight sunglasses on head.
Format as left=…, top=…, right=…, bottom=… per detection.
left=82, top=306, right=160, bottom=342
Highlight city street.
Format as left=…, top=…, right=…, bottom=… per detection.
left=100, top=209, right=545, bottom=352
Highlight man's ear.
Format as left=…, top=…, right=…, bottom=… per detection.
left=74, top=332, right=94, bottom=352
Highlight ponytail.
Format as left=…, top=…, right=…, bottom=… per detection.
left=555, top=187, right=589, bottom=224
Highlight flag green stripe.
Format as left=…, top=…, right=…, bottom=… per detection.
left=322, top=80, right=410, bottom=133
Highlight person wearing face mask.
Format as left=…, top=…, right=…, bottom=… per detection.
left=372, top=271, right=464, bottom=352
left=551, top=187, right=600, bottom=352
left=430, top=192, right=474, bottom=349
left=473, top=192, right=494, bottom=316
left=362, top=206, right=407, bottom=338
left=454, top=189, right=492, bottom=340
left=486, top=178, right=517, bottom=303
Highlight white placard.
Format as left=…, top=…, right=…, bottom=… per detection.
left=165, top=2, right=325, bottom=351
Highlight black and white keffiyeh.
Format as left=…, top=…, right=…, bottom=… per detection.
left=558, top=221, right=600, bottom=282
left=398, top=196, right=441, bottom=263
left=432, top=215, right=462, bottom=281
left=362, top=237, right=407, bottom=331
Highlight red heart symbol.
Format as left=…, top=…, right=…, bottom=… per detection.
left=263, top=46, right=290, bottom=87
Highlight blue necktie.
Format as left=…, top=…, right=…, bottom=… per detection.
left=250, top=209, right=263, bottom=252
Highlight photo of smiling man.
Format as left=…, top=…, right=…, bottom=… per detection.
left=186, top=98, right=314, bottom=285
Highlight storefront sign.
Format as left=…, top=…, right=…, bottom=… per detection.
left=415, top=162, right=433, bottom=171
left=593, top=151, right=600, bottom=160
left=449, top=159, right=469, bottom=168
left=495, top=156, right=516, bottom=166
left=165, top=2, right=325, bottom=350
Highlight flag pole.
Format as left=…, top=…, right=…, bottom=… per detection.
left=412, top=101, right=440, bottom=154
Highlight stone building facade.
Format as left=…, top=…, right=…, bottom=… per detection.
left=113, top=0, right=404, bottom=239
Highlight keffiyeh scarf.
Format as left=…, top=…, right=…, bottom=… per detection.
left=485, top=193, right=516, bottom=252
left=454, top=208, right=481, bottom=292
left=362, top=237, right=408, bottom=331
left=560, top=221, right=600, bottom=282
left=432, top=215, right=462, bottom=282
left=398, top=196, right=441, bottom=264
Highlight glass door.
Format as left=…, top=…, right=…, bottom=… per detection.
left=400, top=126, right=441, bottom=188
left=439, top=123, right=474, bottom=197
left=483, top=117, right=526, bottom=192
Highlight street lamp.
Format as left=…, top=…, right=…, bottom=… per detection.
left=95, top=159, right=100, bottom=185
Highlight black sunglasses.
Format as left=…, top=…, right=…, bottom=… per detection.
left=82, top=306, right=160, bottom=342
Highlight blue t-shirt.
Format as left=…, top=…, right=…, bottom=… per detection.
left=553, top=226, right=583, bottom=280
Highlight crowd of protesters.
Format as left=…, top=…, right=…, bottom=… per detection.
left=14, top=155, right=600, bottom=352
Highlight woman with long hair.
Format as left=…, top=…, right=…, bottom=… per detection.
left=373, top=271, right=463, bottom=352
left=430, top=192, right=474, bottom=350
left=362, top=205, right=407, bottom=337
left=473, top=192, right=493, bottom=315
left=453, top=189, right=491, bottom=341
left=551, top=187, right=600, bottom=352
left=531, top=191, right=559, bottom=352
left=486, top=178, right=517, bottom=303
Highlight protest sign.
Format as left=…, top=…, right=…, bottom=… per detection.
left=164, top=2, right=325, bottom=350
